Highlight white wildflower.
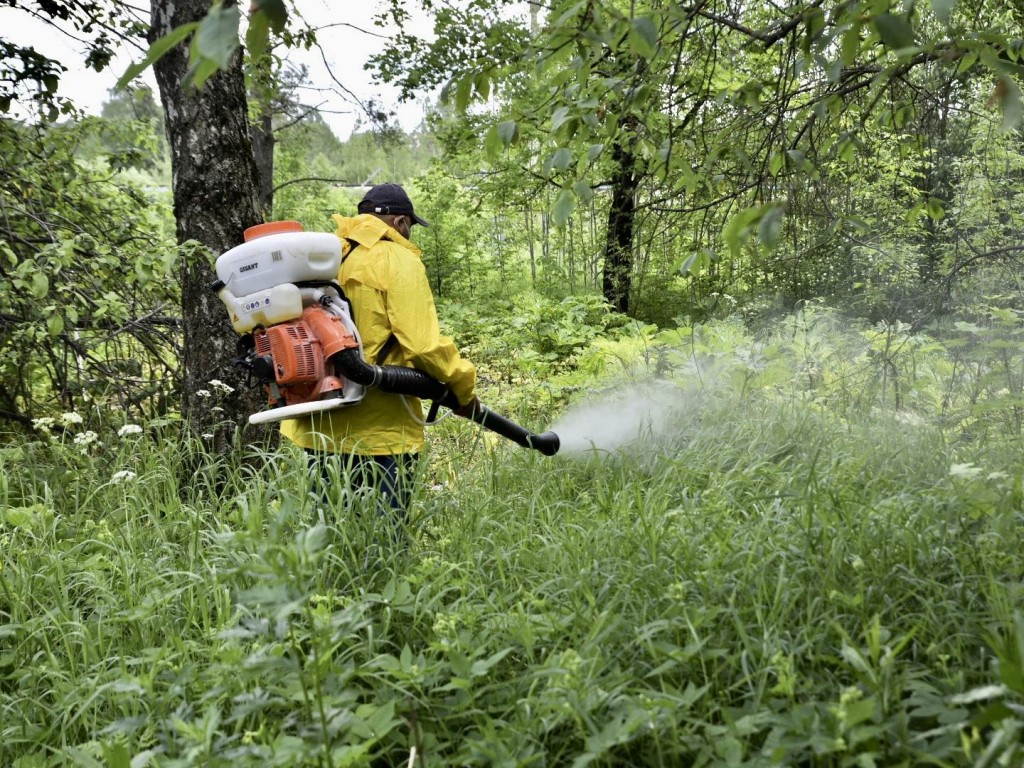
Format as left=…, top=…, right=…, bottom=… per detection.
left=202, top=433, right=214, bottom=440
left=111, top=470, right=137, bottom=484
left=61, top=412, right=83, bottom=425
left=209, top=379, right=235, bottom=394
left=32, top=417, right=56, bottom=431
left=118, top=424, right=143, bottom=437
left=949, top=463, right=983, bottom=478
left=73, top=430, right=99, bottom=447
left=195, top=389, right=212, bottom=398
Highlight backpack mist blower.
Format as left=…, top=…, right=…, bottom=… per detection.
left=210, top=221, right=560, bottom=456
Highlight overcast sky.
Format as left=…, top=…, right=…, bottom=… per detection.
left=2, top=0, right=434, bottom=139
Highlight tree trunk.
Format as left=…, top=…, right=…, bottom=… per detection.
left=602, top=138, right=637, bottom=314
left=150, top=0, right=266, bottom=452
left=251, top=100, right=275, bottom=216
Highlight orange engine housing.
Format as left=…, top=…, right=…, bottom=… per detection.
left=252, top=305, right=360, bottom=406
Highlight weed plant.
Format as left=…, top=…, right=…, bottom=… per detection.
left=2, top=311, right=1023, bottom=767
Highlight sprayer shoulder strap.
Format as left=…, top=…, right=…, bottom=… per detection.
left=344, top=238, right=361, bottom=258
left=376, top=334, right=398, bottom=365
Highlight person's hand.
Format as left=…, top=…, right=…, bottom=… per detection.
left=453, top=396, right=482, bottom=418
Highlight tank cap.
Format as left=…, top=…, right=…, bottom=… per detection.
left=244, top=220, right=304, bottom=241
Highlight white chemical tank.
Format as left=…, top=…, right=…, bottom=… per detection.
left=215, top=221, right=341, bottom=296
left=214, top=221, right=342, bottom=333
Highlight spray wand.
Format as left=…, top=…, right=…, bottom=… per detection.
left=425, top=396, right=560, bottom=456
left=463, top=404, right=561, bottom=456
left=331, top=348, right=560, bottom=456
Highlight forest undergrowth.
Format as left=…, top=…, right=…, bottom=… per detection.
left=2, top=307, right=1023, bottom=767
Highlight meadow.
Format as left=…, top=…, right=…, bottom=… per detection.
left=2, top=307, right=1023, bottom=767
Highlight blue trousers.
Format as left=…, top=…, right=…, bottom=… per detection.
left=306, top=451, right=418, bottom=526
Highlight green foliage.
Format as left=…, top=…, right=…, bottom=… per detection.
left=272, top=125, right=434, bottom=225
left=1, top=1, right=145, bottom=120
left=409, top=169, right=495, bottom=300
left=93, top=87, right=170, bottom=176
left=3, top=308, right=1024, bottom=766
left=0, top=118, right=182, bottom=431
left=3, top=11, right=1024, bottom=763
left=366, top=0, right=1024, bottom=320
left=444, top=291, right=627, bottom=375
left=118, top=1, right=290, bottom=92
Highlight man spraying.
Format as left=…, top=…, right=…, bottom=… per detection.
left=212, top=183, right=559, bottom=538
left=280, top=183, right=481, bottom=530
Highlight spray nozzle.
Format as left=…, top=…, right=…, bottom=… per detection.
left=525, top=430, right=560, bottom=456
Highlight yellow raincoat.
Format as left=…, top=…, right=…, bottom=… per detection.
left=280, top=214, right=477, bottom=455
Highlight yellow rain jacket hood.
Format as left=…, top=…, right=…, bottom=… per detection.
left=280, top=214, right=477, bottom=455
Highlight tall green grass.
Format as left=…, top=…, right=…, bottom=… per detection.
left=2, top=312, right=1023, bottom=767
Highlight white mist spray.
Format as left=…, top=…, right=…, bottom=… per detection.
left=549, top=378, right=701, bottom=456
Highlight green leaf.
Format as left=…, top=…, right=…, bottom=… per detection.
left=841, top=22, right=862, bottom=65
left=573, top=180, right=594, bottom=204
left=245, top=10, right=270, bottom=62
left=30, top=272, right=48, bottom=299
left=474, top=71, right=491, bottom=102
left=629, top=16, right=658, bottom=59
left=906, top=199, right=926, bottom=225
left=101, top=741, right=132, bottom=768
left=873, top=13, right=916, bottom=51
left=470, top=647, right=514, bottom=677
left=116, top=22, right=198, bottom=90
left=46, top=314, right=64, bottom=337
left=184, top=55, right=221, bottom=90
left=758, top=205, right=784, bottom=249
left=196, top=3, right=241, bottom=68
left=925, top=196, right=945, bottom=220
left=586, top=143, right=605, bottom=163
left=804, top=8, right=826, bottom=47
left=837, top=135, right=856, bottom=163
left=455, top=75, right=473, bottom=112
left=550, top=105, right=572, bottom=131
left=130, top=750, right=158, bottom=768
left=559, top=116, right=580, bottom=140
left=723, top=207, right=763, bottom=256
left=931, top=0, right=955, bottom=24
left=484, top=124, right=502, bottom=159
left=5, top=506, right=37, bottom=528
left=843, top=695, right=877, bottom=728
left=254, top=0, right=287, bottom=33
left=497, top=120, right=519, bottom=146
left=678, top=251, right=706, bottom=275
left=957, top=50, right=978, bottom=74
left=551, top=188, right=576, bottom=227
left=360, top=697, right=400, bottom=737
left=550, top=148, right=574, bottom=172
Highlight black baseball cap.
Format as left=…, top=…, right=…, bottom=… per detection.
left=357, top=183, right=430, bottom=227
